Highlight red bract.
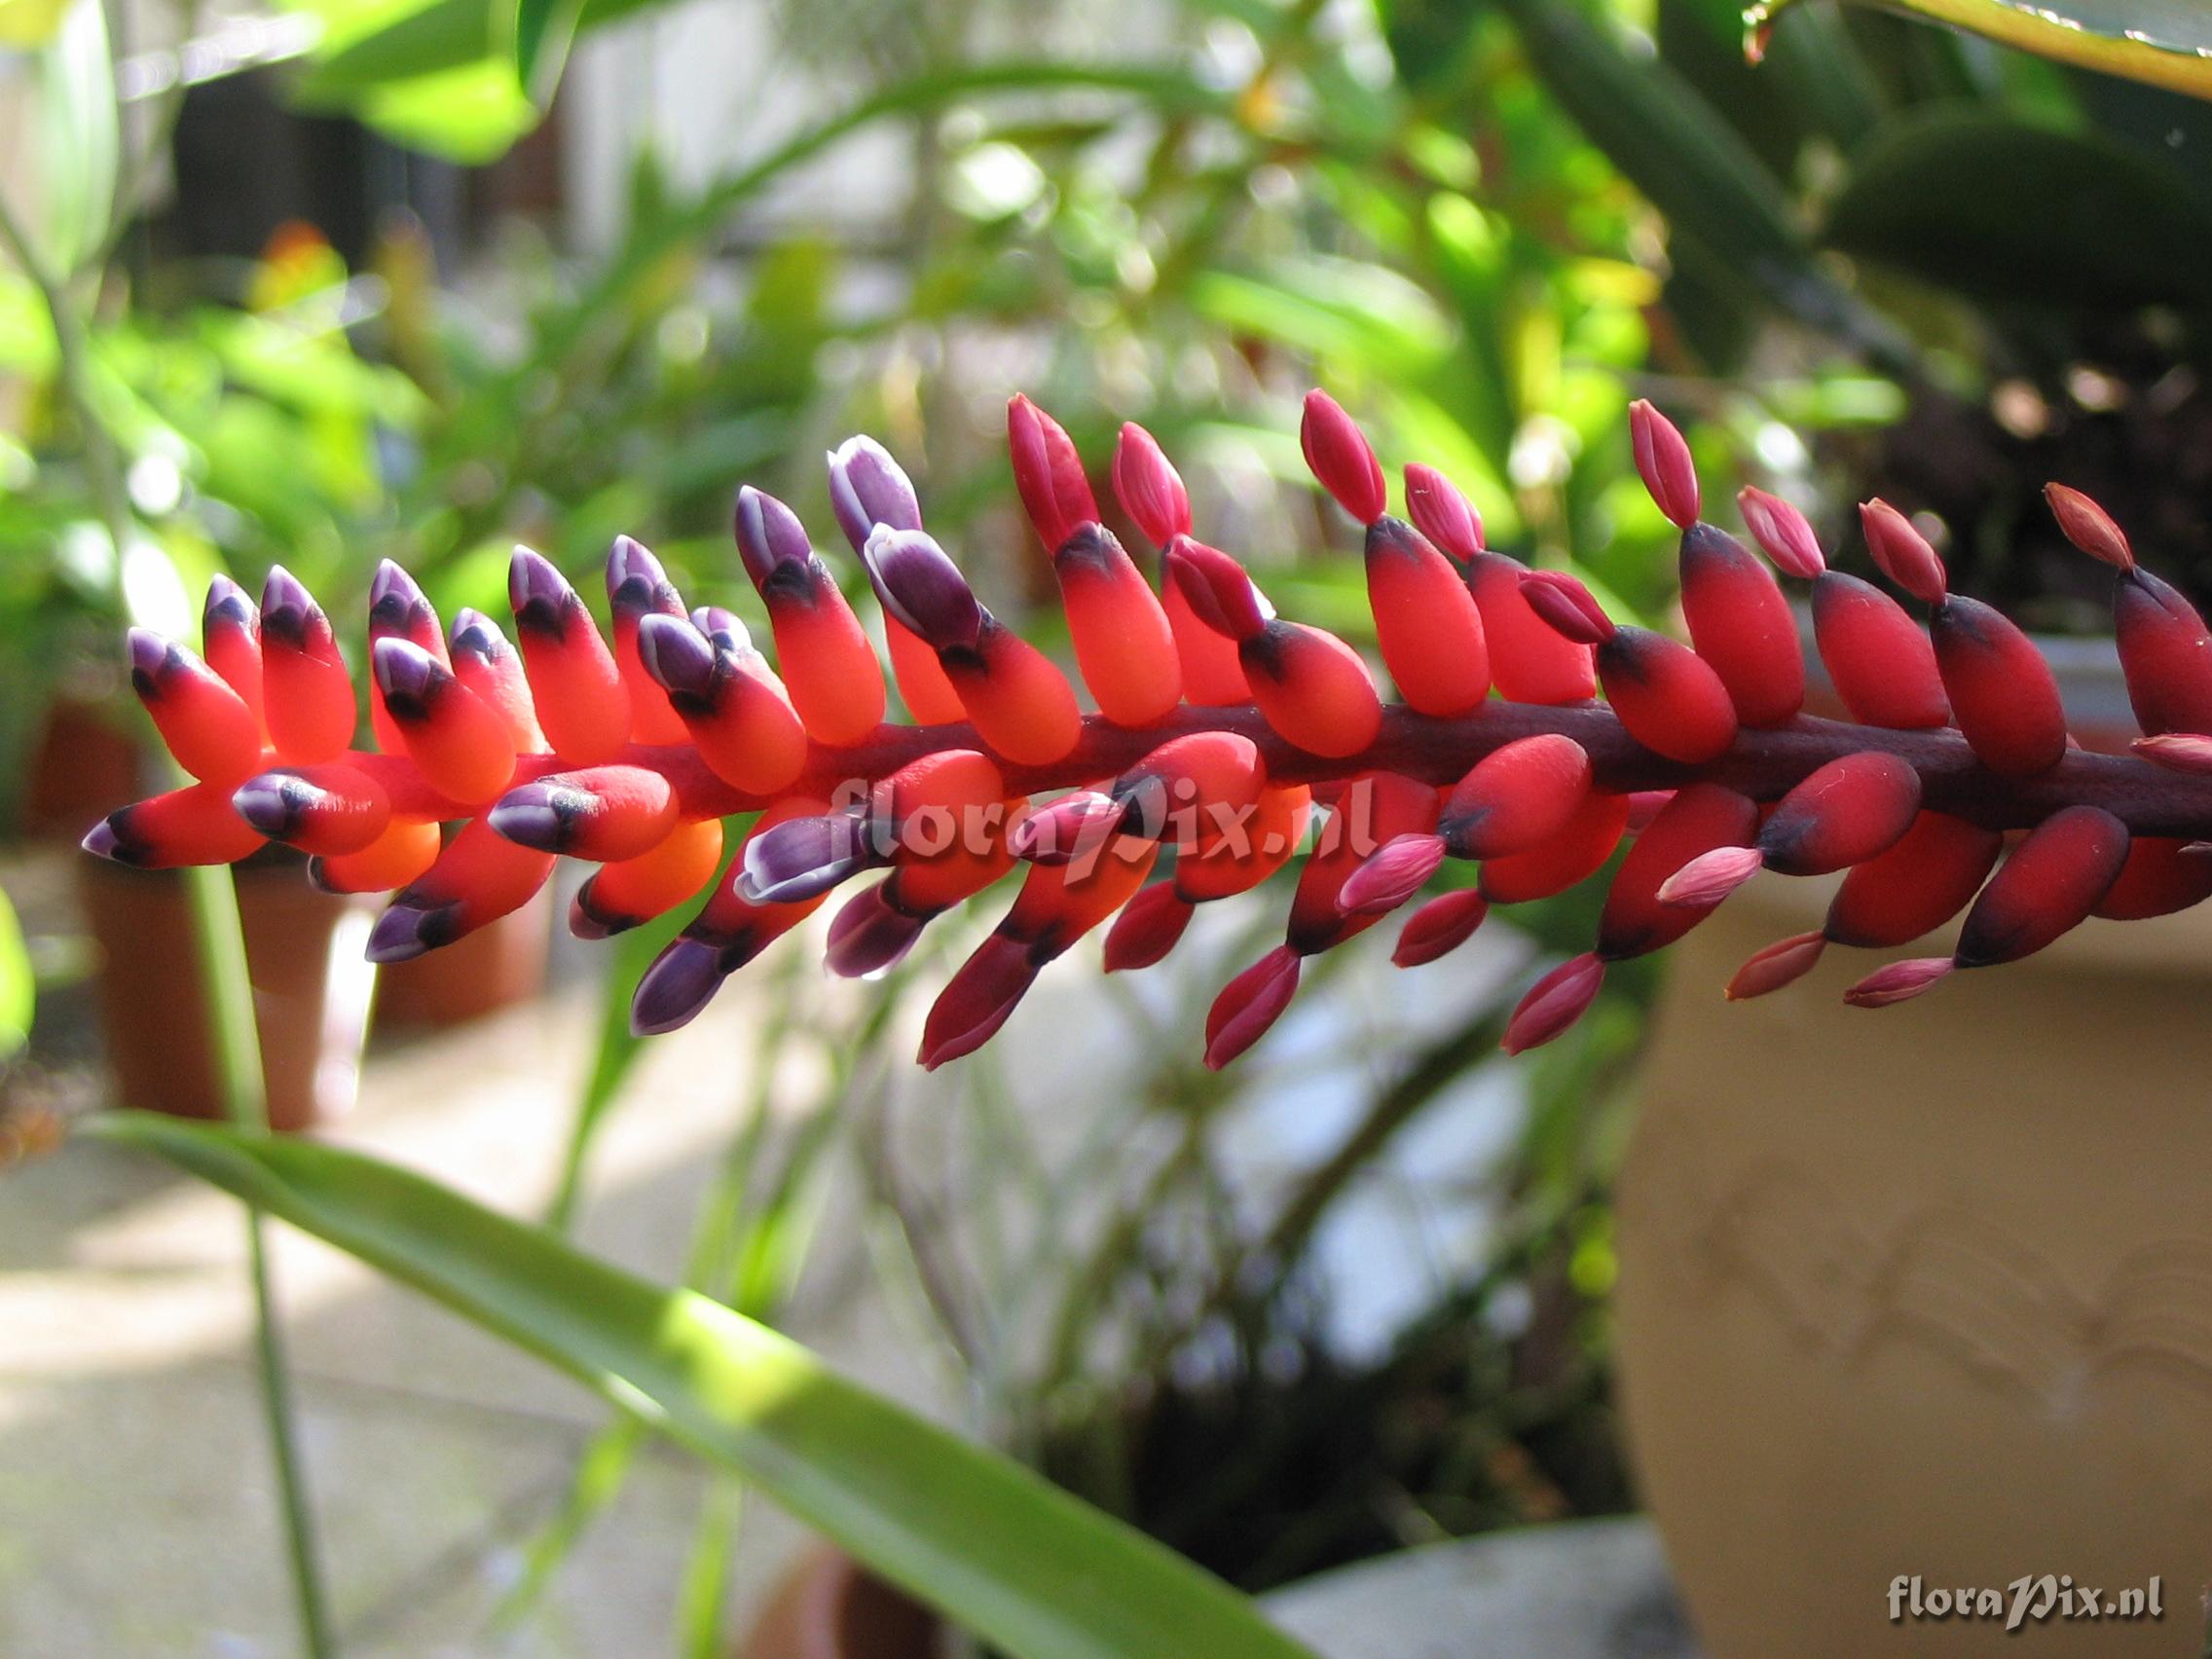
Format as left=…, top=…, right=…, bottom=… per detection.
left=85, top=397, right=2212, bottom=1072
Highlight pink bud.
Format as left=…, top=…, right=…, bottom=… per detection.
left=1629, top=399, right=1700, bottom=531
left=1111, top=423, right=1192, bottom=546
left=1203, top=945, right=1303, bottom=1070
left=1736, top=486, right=1825, bottom=579
left=1517, top=570, right=1614, bottom=645
left=2133, top=733, right=2212, bottom=775
left=1403, top=464, right=1483, bottom=560
left=1008, top=394, right=1100, bottom=550
left=1842, top=956, right=1953, bottom=1008
left=2044, top=484, right=2133, bottom=572
left=1300, top=389, right=1387, bottom=525
left=1725, top=931, right=1825, bottom=1001
left=1655, top=844, right=1765, bottom=909
left=1336, top=832, right=1448, bottom=915
left=1010, top=792, right=1124, bottom=866
left=1391, top=889, right=1488, bottom=968
left=1501, top=951, right=1605, bottom=1054
left=1859, top=500, right=1948, bottom=605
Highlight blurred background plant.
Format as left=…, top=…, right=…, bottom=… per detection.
left=6, top=0, right=2212, bottom=1649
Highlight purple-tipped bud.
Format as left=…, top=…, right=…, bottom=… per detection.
left=825, top=883, right=927, bottom=978
left=204, top=571, right=257, bottom=633
left=862, top=526, right=982, bottom=649
left=372, top=637, right=441, bottom=708
left=637, top=612, right=718, bottom=700
left=79, top=819, right=122, bottom=862
left=230, top=773, right=319, bottom=839
left=449, top=608, right=509, bottom=663
left=484, top=783, right=571, bottom=852
left=738, top=811, right=876, bottom=905
left=690, top=606, right=746, bottom=645
left=1403, top=464, right=1483, bottom=560
left=631, top=937, right=729, bottom=1036
left=1337, top=832, right=1447, bottom=915
left=508, top=546, right=581, bottom=634
left=127, top=628, right=170, bottom=689
left=366, top=900, right=455, bottom=965
left=1655, top=844, right=1766, bottom=908
left=369, top=560, right=436, bottom=639
left=607, top=535, right=681, bottom=620
left=734, top=486, right=816, bottom=588
left=827, top=435, right=923, bottom=555
left=260, top=565, right=321, bottom=643
left=1010, top=792, right=1125, bottom=866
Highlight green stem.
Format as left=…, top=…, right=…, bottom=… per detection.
left=1, top=182, right=338, bottom=1659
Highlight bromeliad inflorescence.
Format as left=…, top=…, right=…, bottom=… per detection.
left=88, top=393, right=2212, bottom=1068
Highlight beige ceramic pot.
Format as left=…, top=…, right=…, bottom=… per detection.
left=1617, top=872, right=2212, bottom=1658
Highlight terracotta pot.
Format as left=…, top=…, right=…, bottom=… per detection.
left=371, top=884, right=552, bottom=1028
left=1617, top=875, right=2212, bottom=1658
left=735, top=1547, right=937, bottom=1659
left=77, top=857, right=378, bottom=1129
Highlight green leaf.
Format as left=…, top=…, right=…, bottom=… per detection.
left=86, top=1113, right=1323, bottom=1659
left=349, top=55, right=539, bottom=163
left=510, top=0, right=584, bottom=104
left=0, top=886, right=31, bottom=1058
left=34, top=0, right=119, bottom=278
left=1762, top=0, right=2212, bottom=101
left=1825, top=110, right=2212, bottom=309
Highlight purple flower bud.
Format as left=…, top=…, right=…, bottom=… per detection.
left=689, top=606, right=751, bottom=650
left=630, top=937, right=729, bottom=1035
left=738, top=811, right=879, bottom=905
left=369, top=560, right=434, bottom=639
left=861, top=526, right=981, bottom=649
left=449, top=608, right=510, bottom=664
left=828, top=435, right=923, bottom=555
left=734, top=486, right=816, bottom=588
left=825, top=882, right=926, bottom=978
left=1009, top=791, right=1125, bottom=865
left=607, top=535, right=682, bottom=621
left=508, top=545, right=581, bottom=636
left=372, top=637, right=443, bottom=712
left=366, top=900, right=458, bottom=964
left=260, top=565, right=321, bottom=644
left=204, top=571, right=257, bottom=634
left=127, top=628, right=171, bottom=691
left=637, top=612, right=718, bottom=700
left=486, top=781, right=579, bottom=852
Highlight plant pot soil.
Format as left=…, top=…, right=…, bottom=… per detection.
left=77, top=856, right=378, bottom=1130
left=1617, top=873, right=2212, bottom=1658
left=735, top=1546, right=937, bottom=1659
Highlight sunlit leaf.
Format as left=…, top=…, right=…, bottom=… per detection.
left=33, top=0, right=119, bottom=278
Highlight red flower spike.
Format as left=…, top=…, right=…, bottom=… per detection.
left=82, top=782, right=267, bottom=869
left=369, top=561, right=451, bottom=755
left=1952, top=804, right=2129, bottom=969
left=1240, top=622, right=1384, bottom=760
left=1465, top=553, right=1595, bottom=705
left=640, top=611, right=808, bottom=795
left=1859, top=499, right=1948, bottom=606
left=1480, top=791, right=1632, bottom=905
left=734, top=485, right=889, bottom=746
left=2045, top=484, right=2132, bottom=571
left=1518, top=570, right=1614, bottom=645
left=1438, top=733, right=1593, bottom=861
left=1392, top=889, right=1488, bottom=969
left=2133, top=733, right=2212, bottom=775
left=1300, top=389, right=1387, bottom=525
left=232, top=765, right=392, bottom=857
left=1365, top=517, right=1490, bottom=716
left=1736, top=487, right=1825, bottom=580
left=941, top=620, right=1084, bottom=766
left=1051, top=523, right=1182, bottom=727
left=1337, top=831, right=1448, bottom=915
left=1931, top=595, right=2068, bottom=776
left=1810, top=572, right=1950, bottom=729
left=128, top=630, right=264, bottom=787
left=1628, top=400, right=1700, bottom=531
left=2112, top=568, right=2212, bottom=738
left=1724, top=931, right=1826, bottom=1001
left=571, top=817, right=725, bottom=940
left=1597, top=629, right=1740, bottom=765
left=202, top=573, right=266, bottom=737
left=509, top=547, right=629, bottom=764
left=1007, top=394, right=1100, bottom=550
left=488, top=765, right=680, bottom=863
left=1286, top=772, right=1438, bottom=957
left=260, top=566, right=356, bottom=763
left=1111, top=423, right=1192, bottom=545
left=1403, top=464, right=1483, bottom=560
left=372, top=638, right=519, bottom=805
left=2093, top=836, right=2212, bottom=921
left=1203, top=945, right=1304, bottom=1070
left=606, top=536, right=692, bottom=746
left=1162, top=570, right=1252, bottom=705
left=1658, top=751, right=1922, bottom=907
left=449, top=609, right=544, bottom=753
left=1174, top=784, right=1309, bottom=903
left=1823, top=811, right=2004, bottom=950
left=1596, top=784, right=1760, bottom=960
left=308, top=817, right=441, bottom=897
left=1677, top=523, right=1802, bottom=726
left=1843, top=957, right=1953, bottom=1008
left=1502, top=952, right=1606, bottom=1054
left=1103, top=881, right=1196, bottom=973
left=366, top=817, right=555, bottom=964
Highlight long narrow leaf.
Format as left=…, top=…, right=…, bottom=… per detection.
left=84, top=1112, right=1321, bottom=1659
